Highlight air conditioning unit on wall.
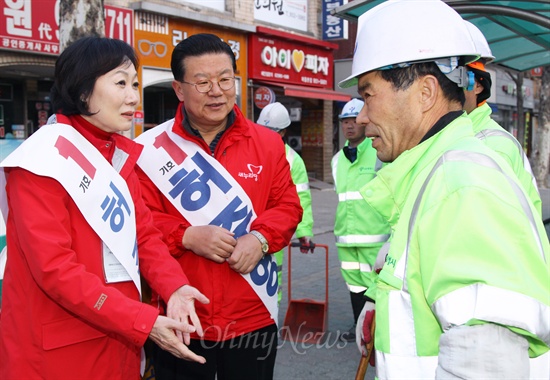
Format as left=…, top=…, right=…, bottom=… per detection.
left=288, top=136, right=302, bottom=151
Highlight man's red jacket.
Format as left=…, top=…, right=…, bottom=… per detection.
left=137, top=103, right=302, bottom=341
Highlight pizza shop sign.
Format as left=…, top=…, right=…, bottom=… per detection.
left=249, top=35, right=334, bottom=88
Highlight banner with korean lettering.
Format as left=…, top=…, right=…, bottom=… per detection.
left=0, top=0, right=133, bottom=55
left=0, top=124, right=141, bottom=295
left=135, top=121, right=279, bottom=323
left=322, top=0, right=348, bottom=40
left=248, top=34, right=335, bottom=88
left=254, top=0, right=307, bottom=32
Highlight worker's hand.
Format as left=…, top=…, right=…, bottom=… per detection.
left=356, top=301, right=376, bottom=366
left=149, top=315, right=206, bottom=363
left=299, top=236, right=315, bottom=253
left=227, top=233, right=264, bottom=274
left=182, top=225, right=236, bottom=263
left=166, top=285, right=210, bottom=344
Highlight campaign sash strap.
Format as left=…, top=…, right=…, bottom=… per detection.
left=136, top=120, right=278, bottom=323
left=0, top=124, right=141, bottom=295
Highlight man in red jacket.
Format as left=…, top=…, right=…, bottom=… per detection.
left=135, top=33, right=302, bottom=380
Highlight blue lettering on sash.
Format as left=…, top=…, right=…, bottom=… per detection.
left=210, top=197, right=254, bottom=238
left=168, top=152, right=232, bottom=211
left=250, top=255, right=278, bottom=297
left=100, top=182, right=131, bottom=232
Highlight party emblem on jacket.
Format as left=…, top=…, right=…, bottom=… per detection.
left=239, top=164, right=263, bottom=181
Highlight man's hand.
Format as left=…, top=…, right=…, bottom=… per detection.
left=299, top=236, right=315, bottom=253
left=149, top=315, right=206, bottom=363
left=356, top=301, right=376, bottom=366
left=227, top=233, right=264, bottom=274
left=182, top=225, right=236, bottom=263
left=166, top=285, right=210, bottom=345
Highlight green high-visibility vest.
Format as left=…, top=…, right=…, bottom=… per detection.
left=361, top=114, right=549, bottom=379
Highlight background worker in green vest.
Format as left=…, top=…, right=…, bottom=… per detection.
left=331, top=98, right=390, bottom=342
left=257, top=102, right=315, bottom=303
left=340, top=0, right=549, bottom=378
left=463, top=20, right=542, bottom=216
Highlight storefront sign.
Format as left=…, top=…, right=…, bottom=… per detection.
left=133, top=110, right=144, bottom=136
left=1, top=0, right=60, bottom=55
left=254, top=87, right=275, bottom=109
left=322, top=0, right=347, bottom=40
left=135, top=12, right=245, bottom=72
left=134, top=12, right=248, bottom=114
left=104, top=6, right=134, bottom=45
left=254, top=0, right=307, bottom=32
left=530, top=67, right=543, bottom=77
left=0, top=1, right=133, bottom=55
left=249, top=34, right=334, bottom=88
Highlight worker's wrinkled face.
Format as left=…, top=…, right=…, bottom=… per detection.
left=356, top=71, right=424, bottom=162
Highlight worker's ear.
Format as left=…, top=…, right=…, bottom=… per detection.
left=418, top=75, right=438, bottom=112
left=474, top=80, right=484, bottom=96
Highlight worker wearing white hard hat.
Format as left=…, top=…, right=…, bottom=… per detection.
left=331, top=98, right=390, bottom=343
left=341, top=1, right=549, bottom=379
left=257, top=102, right=315, bottom=303
left=257, top=102, right=291, bottom=132
left=463, top=20, right=542, bottom=217
left=463, top=20, right=494, bottom=113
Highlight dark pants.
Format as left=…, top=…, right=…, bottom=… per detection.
left=152, top=324, right=278, bottom=380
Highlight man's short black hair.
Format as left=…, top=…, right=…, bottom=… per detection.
left=469, top=67, right=492, bottom=105
left=380, top=62, right=466, bottom=107
left=171, top=33, right=236, bottom=82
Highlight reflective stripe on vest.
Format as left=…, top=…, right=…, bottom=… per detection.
left=338, top=191, right=363, bottom=201
left=331, top=151, right=340, bottom=189
left=286, top=145, right=296, bottom=167
left=341, top=260, right=374, bottom=273
left=349, top=284, right=368, bottom=293
left=475, top=129, right=538, bottom=192
left=286, top=147, right=310, bottom=193
left=359, top=262, right=373, bottom=273
left=341, top=260, right=360, bottom=270
left=377, top=352, right=438, bottom=380
left=336, top=234, right=390, bottom=244
left=296, top=183, right=310, bottom=192
left=377, top=149, right=548, bottom=378
left=432, top=283, right=550, bottom=346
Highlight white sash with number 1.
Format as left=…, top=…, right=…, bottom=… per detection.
left=0, top=124, right=141, bottom=296
left=136, top=120, right=278, bottom=324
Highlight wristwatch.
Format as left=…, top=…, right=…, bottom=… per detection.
left=250, top=230, right=269, bottom=254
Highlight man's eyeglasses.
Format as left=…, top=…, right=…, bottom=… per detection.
left=180, top=77, right=236, bottom=93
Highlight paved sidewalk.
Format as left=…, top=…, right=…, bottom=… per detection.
left=273, top=180, right=550, bottom=380
left=274, top=183, right=375, bottom=380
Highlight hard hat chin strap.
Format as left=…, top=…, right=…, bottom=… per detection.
left=435, top=57, right=475, bottom=91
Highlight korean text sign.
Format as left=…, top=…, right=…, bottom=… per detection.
left=1, top=0, right=133, bottom=55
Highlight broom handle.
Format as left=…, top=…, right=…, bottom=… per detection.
left=354, top=313, right=376, bottom=380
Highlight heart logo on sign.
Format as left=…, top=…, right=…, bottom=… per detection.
left=292, top=50, right=305, bottom=72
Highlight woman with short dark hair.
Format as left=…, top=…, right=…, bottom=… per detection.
left=0, top=36, right=209, bottom=379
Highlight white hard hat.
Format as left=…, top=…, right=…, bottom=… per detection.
left=256, top=102, right=291, bottom=131
left=339, top=0, right=479, bottom=88
left=464, top=20, right=495, bottom=63
left=339, top=98, right=364, bottom=119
